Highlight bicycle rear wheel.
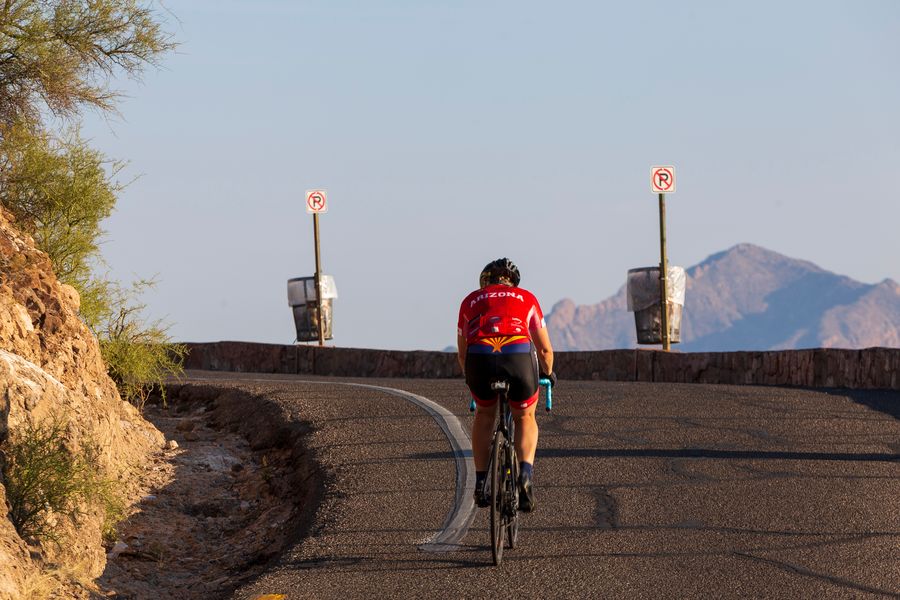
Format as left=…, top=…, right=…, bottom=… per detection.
left=489, top=432, right=505, bottom=565
left=506, top=428, right=519, bottom=549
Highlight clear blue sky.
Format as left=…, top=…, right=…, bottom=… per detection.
left=82, top=0, right=900, bottom=350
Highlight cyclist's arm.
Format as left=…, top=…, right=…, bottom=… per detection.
left=457, top=333, right=467, bottom=374
left=532, top=326, right=554, bottom=375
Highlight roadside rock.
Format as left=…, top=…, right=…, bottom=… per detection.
left=0, top=207, right=165, bottom=597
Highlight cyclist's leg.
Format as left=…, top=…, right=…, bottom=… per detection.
left=501, top=345, right=540, bottom=511
left=501, top=345, right=539, bottom=464
left=510, top=401, right=538, bottom=464
left=471, top=402, right=497, bottom=508
left=472, top=402, right=497, bottom=470
left=511, top=401, right=537, bottom=511
left=465, top=350, right=499, bottom=505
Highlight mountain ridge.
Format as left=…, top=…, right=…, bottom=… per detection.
left=546, top=244, right=900, bottom=351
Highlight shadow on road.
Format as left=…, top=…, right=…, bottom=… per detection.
left=412, top=447, right=900, bottom=462
left=843, top=389, right=900, bottom=421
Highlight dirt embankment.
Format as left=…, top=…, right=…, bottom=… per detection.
left=97, top=384, right=321, bottom=599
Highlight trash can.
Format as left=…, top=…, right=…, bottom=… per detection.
left=287, top=275, right=337, bottom=342
left=626, top=266, right=685, bottom=344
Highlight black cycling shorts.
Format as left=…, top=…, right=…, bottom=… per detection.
left=465, top=342, right=539, bottom=409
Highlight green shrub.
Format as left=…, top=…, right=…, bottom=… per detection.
left=0, top=0, right=181, bottom=412
left=2, top=415, right=125, bottom=544
left=0, top=123, right=122, bottom=286
left=0, top=0, right=174, bottom=127
left=0, top=122, right=186, bottom=409
left=93, top=279, right=187, bottom=409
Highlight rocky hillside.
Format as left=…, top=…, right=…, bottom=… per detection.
left=0, top=207, right=164, bottom=597
left=547, top=244, right=900, bottom=351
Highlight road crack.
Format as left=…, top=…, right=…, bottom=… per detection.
left=592, top=486, right=620, bottom=529
left=733, top=551, right=900, bottom=598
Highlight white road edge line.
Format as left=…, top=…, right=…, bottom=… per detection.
left=346, top=383, right=475, bottom=553
left=184, top=375, right=475, bottom=553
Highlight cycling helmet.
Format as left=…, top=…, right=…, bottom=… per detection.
left=479, top=258, right=521, bottom=288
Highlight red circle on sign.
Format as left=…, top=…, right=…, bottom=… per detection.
left=307, top=192, right=325, bottom=211
left=653, top=168, right=674, bottom=191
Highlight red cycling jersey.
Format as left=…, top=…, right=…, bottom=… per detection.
left=457, top=284, right=546, bottom=347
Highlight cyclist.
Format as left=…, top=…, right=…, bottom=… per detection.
left=457, top=258, right=556, bottom=512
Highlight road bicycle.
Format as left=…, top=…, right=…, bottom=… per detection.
left=471, top=378, right=553, bottom=565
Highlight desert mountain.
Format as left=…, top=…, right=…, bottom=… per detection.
left=546, top=244, right=900, bottom=351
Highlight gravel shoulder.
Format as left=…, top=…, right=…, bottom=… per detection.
left=96, top=384, right=321, bottom=599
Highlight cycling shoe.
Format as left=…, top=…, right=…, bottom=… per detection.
left=474, top=484, right=491, bottom=508
left=518, top=471, right=535, bottom=512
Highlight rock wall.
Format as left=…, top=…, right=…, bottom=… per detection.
left=184, top=342, right=900, bottom=390
left=0, top=208, right=165, bottom=598
left=184, top=342, right=460, bottom=379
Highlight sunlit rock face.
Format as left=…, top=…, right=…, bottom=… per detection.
left=0, top=207, right=164, bottom=596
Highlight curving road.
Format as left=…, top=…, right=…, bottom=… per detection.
left=183, top=371, right=900, bottom=599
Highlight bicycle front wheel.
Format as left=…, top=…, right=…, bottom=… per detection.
left=490, top=432, right=505, bottom=566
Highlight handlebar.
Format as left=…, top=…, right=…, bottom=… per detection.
left=468, top=378, right=555, bottom=413
left=539, top=378, right=553, bottom=412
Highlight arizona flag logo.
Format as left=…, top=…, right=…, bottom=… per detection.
left=481, top=335, right=529, bottom=353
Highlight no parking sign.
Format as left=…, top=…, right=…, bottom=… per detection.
left=306, top=189, right=328, bottom=214
left=650, top=166, right=676, bottom=194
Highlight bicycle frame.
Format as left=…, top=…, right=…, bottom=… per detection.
left=495, top=382, right=514, bottom=447
left=488, top=381, right=517, bottom=564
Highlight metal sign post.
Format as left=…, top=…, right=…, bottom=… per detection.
left=650, top=166, right=676, bottom=351
left=658, top=192, right=670, bottom=351
left=306, top=189, right=328, bottom=346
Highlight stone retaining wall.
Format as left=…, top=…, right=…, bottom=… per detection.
left=183, top=342, right=900, bottom=390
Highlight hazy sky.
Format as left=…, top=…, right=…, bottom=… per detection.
left=81, top=0, right=900, bottom=350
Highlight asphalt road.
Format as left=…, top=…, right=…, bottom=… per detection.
left=183, top=372, right=900, bottom=599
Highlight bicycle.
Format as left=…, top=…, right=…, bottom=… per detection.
left=471, top=378, right=553, bottom=566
